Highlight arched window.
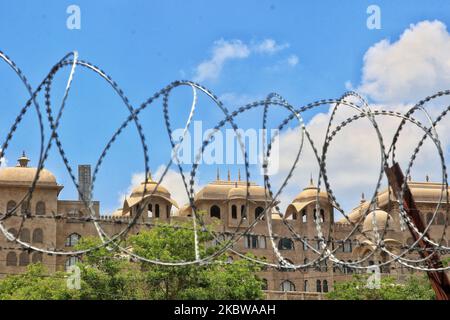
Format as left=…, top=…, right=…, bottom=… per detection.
left=231, top=205, right=237, bottom=219
left=166, top=205, right=170, bottom=219
left=304, top=280, right=308, bottom=292
left=65, top=256, right=80, bottom=271
left=426, top=212, right=433, bottom=224
left=32, top=252, right=43, bottom=264
left=280, top=280, right=295, bottom=292
left=316, top=279, right=322, bottom=292
left=6, top=252, right=17, bottom=266
left=6, top=200, right=16, bottom=214
left=210, top=205, right=221, bottom=219
left=303, top=258, right=309, bottom=272
left=19, top=252, right=29, bottom=266
left=255, top=207, right=264, bottom=220
left=344, top=239, right=352, bottom=253
left=148, top=203, right=153, bottom=218
left=261, top=279, right=268, bottom=290
left=155, top=204, right=160, bottom=218
left=32, top=228, right=43, bottom=243
left=278, top=238, right=294, bottom=250
left=314, top=209, right=325, bottom=222
left=301, top=209, right=307, bottom=223
left=21, top=201, right=30, bottom=215
left=241, top=205, right=246, bottom=218
left=302, top=238, right=308, bottom=251
left=323, top=280, right=329, bottom=293
left=35, top=201, right=45, bottom=215
left=6, top=228, right=17, bottom=242
left=280, top=259, right=295, bottom=272
left=65, top=233, right=81, bottom=247
left=258, top=236, right=266, bottom=249
left=437, top=212, right=445, bottom=225
left=19, top=228, right=30, bottom=242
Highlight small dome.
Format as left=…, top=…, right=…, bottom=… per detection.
left=0, top=153, right=57, bottom=186
left=228, top=185, right=247, bottom=199
left=293, top=179, right=328, bottom=203
left=362, top=209, right=392, bottom=233
left=130, top=174, right=171, bottom=198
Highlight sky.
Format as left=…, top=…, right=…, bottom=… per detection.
left=1, top=1, right=450, bottom=215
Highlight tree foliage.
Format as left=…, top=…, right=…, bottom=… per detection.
left=0, top=222, right=264, bottom=300
left=326, top=274, right=435, bottom=300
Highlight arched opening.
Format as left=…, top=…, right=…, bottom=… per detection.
left=35, top=201, right=45, bottom=215
left=301, top=209, right=307, bottom=223
left=65, top=256, right=80, bottom=271
left=65, top=233, right=81, bottom=247
left=278, top=238, right=294, bottom=250
left=6, top=228, right=17, bottom=242
left=255, top=207, right=264, bottom=220
left=6, top=252, right=17, bottom=266
left=304, top=280, right=308, bottom=292
left=280, top=259, right=295, bottom=272
left=280, top=280, right=295, bottom=292
left=231, top=205, right=237, bottom=219
left=6, top=200, right=16, bottom=214
left=32, top=252, right=43, bottom=264
left=155, top=204, right=160, bottom=218
left=21, top=201, right=30, bottom=215
left=19, top=228, right=30, bottom=242
left=241, top=205, right=246, bottom=219
left=19, top=252, right=29, bottom=266
left=32, top=228, right=43, bottom=243
left=316, top=279, right=322, bottom=292
left=323, top=280, right=329, bottom=293
left=210, top=205, right=221, bottom=219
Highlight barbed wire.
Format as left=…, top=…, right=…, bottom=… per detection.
left=0, top=50, right=449, bottom=273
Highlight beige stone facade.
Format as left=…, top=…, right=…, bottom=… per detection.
left=0, top=153, right=449, bottom=298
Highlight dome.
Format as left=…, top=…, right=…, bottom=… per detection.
left=130, top=175, right=171, bottom=198
left=362, top=209, right=392, bottom=233
left=292, top=179, right=328, bottom=203
left=228, top=185, right=247, bottom=199
left=0, top=153, right=57, bottom=186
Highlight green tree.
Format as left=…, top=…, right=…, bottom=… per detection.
left=326, top=274, right=435, bottom=300
left=0, top=263, right=80, bottom=300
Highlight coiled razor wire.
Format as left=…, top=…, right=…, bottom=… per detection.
left=0, top=50, right=449, bottom=272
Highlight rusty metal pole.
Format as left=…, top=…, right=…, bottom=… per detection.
left=385, top=162, right=450, bottom=300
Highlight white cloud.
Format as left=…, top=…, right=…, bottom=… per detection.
left=357, top=20, right=450, bottom=104
left=252, top=39, right=289, bottom=54
left=219, top=92, right=262, bottom=106
left=193, top=38, right=292, bottom=82
left=286, top=54, right=299, bottom=67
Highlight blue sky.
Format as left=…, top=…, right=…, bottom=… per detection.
left=1, top=1, right=450, bottom=214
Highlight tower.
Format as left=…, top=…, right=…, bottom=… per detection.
left=78, top=164, right=91, bottom=201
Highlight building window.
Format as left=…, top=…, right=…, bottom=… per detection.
left=261, top=279, right=268, bottom=290
left=278, top=238, right=294, bottom=250
left=65, top=233, right=81, bottom=247
left=292, top=211, right=297, bottom=220
left=19, top=252, right=29, bottom=266
left=6, top=228, right=17, bottom=242
left=280, top=259, right=295, bottom=272
left=316, top=280, right=322, bottom=292
left=210, top=205, right=221, bottom=219
left=155, top=204, right=160, bottom=218
left=302, top=238, right=308, bottom=251
left=32, top=228, right=44, bottom=243
left=301, top=209, right=307, bottom=223
left=21, top=201, right=30, bottom=215
left=6, top=252, right=17, bottom=266
left=32, top=252, right=43, bottom=264
left=231, top=205, right=237, bottom=219
left=255, top=207, right=264, bottom=220
left=323, top=280, right=329, bottom=293
left=148, top=204, right=153, bottom=217
left=280, top=280, right=295, bottom=292
left=19, top=228, right=30, bottom=242
left=314, top=209, right=325, bottom=222
left=344, top=239, right=352, bottom=253
left=258, top=236, right=267, bottom=249
left=6, top=200, right=16, bottom=214
left=304, top=280, right=308, bottom=292
left=35, top=201, right=45, bottom=215
left=241, top=205, right=246, bottom=219
left=437, top=212, right=445, bottom=225
left=244, top=235, right=259, bottom=249
left=166, top=205, right=170, bottom=219
left=65, top=256, right=80, bottom=271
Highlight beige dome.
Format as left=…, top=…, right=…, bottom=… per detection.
left=293, top=180, right=328, bottom=203
left=362, top=209, right=392, bottom=233
left=228, top=186, right=247, bottom=199
left=130, top=176, right=171, bottom=198
left=0, top=167, right=57, bottom=185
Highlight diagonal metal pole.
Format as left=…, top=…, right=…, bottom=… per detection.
left=385, top=162, right=450, bottom=300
